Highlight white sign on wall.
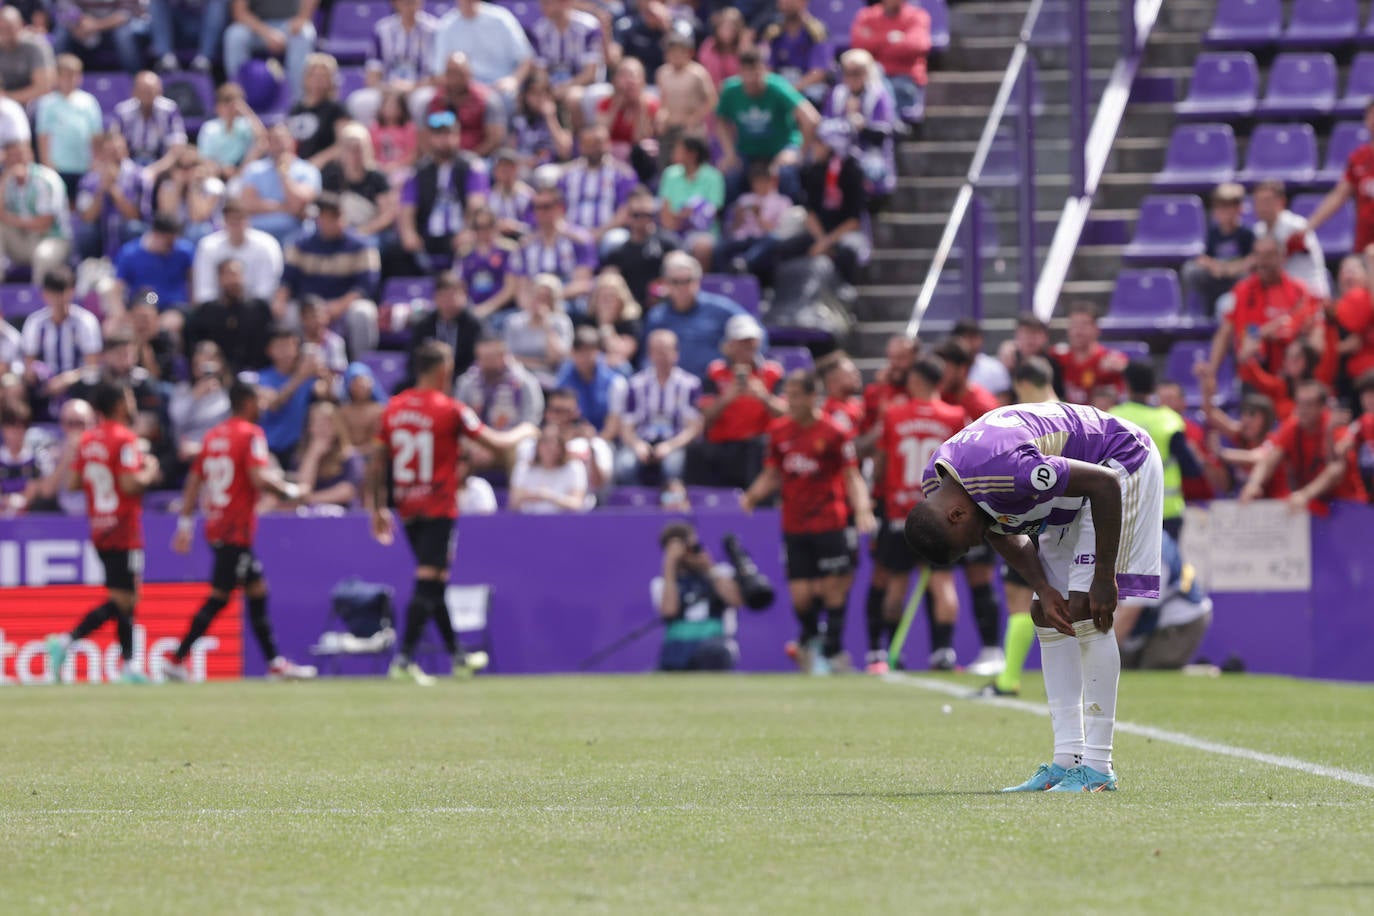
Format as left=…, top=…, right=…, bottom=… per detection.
left=1180, top=500, right=1312, bottom=593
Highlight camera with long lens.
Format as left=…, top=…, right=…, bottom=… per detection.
left=722, top=534, right=775, bottom=612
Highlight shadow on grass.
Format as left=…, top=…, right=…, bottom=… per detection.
left=801, top=790, right=1001, bottom=799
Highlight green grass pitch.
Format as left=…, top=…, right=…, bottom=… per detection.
left=4, top=673, right=1374, bottom=915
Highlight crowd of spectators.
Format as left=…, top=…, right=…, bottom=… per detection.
left=0, top=0, right=942, bottom=516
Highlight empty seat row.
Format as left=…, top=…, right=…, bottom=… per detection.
left=1206, top=0, right=1374, bottom=51
left=1178, top=51, right=1374, bottom=122
left=1155, top=121, right=1370, bottom=191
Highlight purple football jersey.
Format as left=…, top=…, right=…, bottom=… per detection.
left=922, top=402, right=1155, bottom=535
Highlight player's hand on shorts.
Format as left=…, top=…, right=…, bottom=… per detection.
left=738, top=492, right=754, bottom=513
left=1089, top=571, right=1118, bottom=633
left=171, top=528, right=193, bottom=555
left=855, top=508, right=877, bottom=536
left=370, top=509, right=395, bottom=546
left=1039, top=589, right=1075, bottom=637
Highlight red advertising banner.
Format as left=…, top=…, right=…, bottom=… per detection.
left=0, top=584, right=243, bottom=685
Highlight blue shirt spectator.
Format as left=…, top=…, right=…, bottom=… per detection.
left=256, top=328, right=318, bottom=460
left=554, top=329, right=628, bottom=432
left=235, top=124, right=322, bottom=243
left=114, top=217, right=196, bottom=309
left=642, top=253, right=752, bottom=379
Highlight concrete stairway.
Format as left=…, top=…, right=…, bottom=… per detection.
left=851, top=0, right=1211, bottom=371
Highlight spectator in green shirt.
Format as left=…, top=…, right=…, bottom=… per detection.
left=714, top=48, right=819, bottom=204
left=658, top=135, right=726, bottom=266
left=35, top=55, right=103, bottom=201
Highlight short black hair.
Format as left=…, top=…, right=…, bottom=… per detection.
left=1013, top=355, right=1055, bottom=390
left=229, top=379, right=258, bottom=413
left=1356, top=370, right=1374, bottom=396
left=42, top=265, right=75, bottom=292
left=434, top=271, right=465, bottom=293
left=91, top=380, right=129, bottom=418
left=413, top=340, right=452, bottom=378
left=935, top=339, right=971, bottom=367
left=1016, top=314, right=1049, bottom=333
left=678, top=135, right=709, bottom=164
left=1240, top=393, right=1276, bottom=425
left=547, top=386, right=578, bottom=405
left=1293, top=340, right=1321, bottom=378
left=785, top=368, right=818, bottom=394
left=911, top=355, right=944, bottom=388
left=1065, top=301, right=1100, bottom=321
left=0, top=400, right=30, bottom=427
left=903, top=502, right=957, bottom=567
left=738, top=48, right=764, bottom=68
left=951, top=318, right=982, bottom=338
left=659, top=520, right=697, bottom=549
left=267, top=323, right=298, bottom=343
left=1123, top=359, right=1156, bottom=396
left=573, top=326, right=601, bottom=351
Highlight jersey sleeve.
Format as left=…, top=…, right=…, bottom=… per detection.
left=117, top=435, right=142, bottom=476
left=248, top=429, right=270, bottom=468
left=456, top=400, right=487, bottom=439
left=1268, top=417, right=1298, bottom=454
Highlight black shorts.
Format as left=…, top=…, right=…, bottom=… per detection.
left=1001, top=535, right=1038, bottom=588
left=99, top=549, right=144, bottom=592
left=784, top=530, right=855, bottom=581
left=959, top=540, right=996, bottom=568
left=210, top=544, right=264, bottom=593
left=404, top=516, right=456, bottom=570
left=874, top=519, right=919, bottom=574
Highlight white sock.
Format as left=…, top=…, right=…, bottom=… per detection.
left=1074, top=619, right=1121, bottom=775
left=1035, top=625, right=1084, bottom=770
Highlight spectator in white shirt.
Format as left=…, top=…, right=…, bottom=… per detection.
left=432, top=0, right=533, bottom=99
left=1251, top=178, right=1329, bottom=301
left=191, top=196, right=284, bottom=305
left=510, top=423, right=589, bottom=513
left=456, top=444, right=498, bottom=515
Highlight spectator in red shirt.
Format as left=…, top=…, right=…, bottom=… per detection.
left=1304, top=100, right=1374, bottom=257
left=849, top=0, right=930, bottom=123
left=1207, top=236, right=1320, bottom=382
left=1208, top=391, right=1286, bottom=499
left=1343, top=370, right=1374, bottom=495
left=1241, top=379, right=1368, bottom=511
left=1328, top=254, right=1374, bottom=400
left=693, top=314, right=785, bottom=488
left=1158, top=380, right=1226, bottom=500
left=427, top=52, right=506, bottom=156
left=1238, top=337, right=1320, bottom=422
left=1051, top=301, right=1127, bottom=405
left=936, top=338, right=999, bottom=420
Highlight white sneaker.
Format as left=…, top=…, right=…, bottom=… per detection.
left=268, top=657, right=319, bottom=681
left=163, top=661, right=192, bottom=683
left=388, top=660, right=435, bottom=686
left=190, top=55, right=212, bottom=73
left=158, top=52, right=180, bottom=71
left=967, top=647, right=1006, bottom=677
left=928, top=647, right=957, bottom=671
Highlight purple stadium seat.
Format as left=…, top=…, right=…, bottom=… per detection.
left=1255, top=52, right=1337, bottom=118
left=1166, top=341, right=1236, bottom=407
left=1236, top=123, right=1318, bottom=186
left=1205, top=0, right=1282, bottom=49
left=1153, top=123, right=1237, bottom=191
left=1100, top=269, right=1183, bottom=333
left=1122, top=195, right=1207, bottom=265
left=699, top=274, right=761, bottom=316
left=321, top=1, right=389, bottom=63
left=382, top=276, right=435, bottom=309
left=0, top=284, right=43, bottom=323
left=1280, top=0, right=1360, bottom=50
left=923, top=0, right=950, bottom=52
left=504, top=0, right=542, bottom=36
left=1111, top=340, right=1152, bottom=363
left=770, top=346, right=815, bottom=375
left=601, top=487, right=658, bottom=508
left=1175, top=53, right=1260, bottom=120
left=816, top=0, right=864, bottom=49
left=338, top=66, right=368, bottom=100
left=1336, top=53, right=1374, bottom=117
left=685, top=486, right=735, bottom=509
left=87, top=73, right=133, bottom=116
left=360, top=350, right=408, bottom=396
left=162, top=72, right=215, bottom=133
left=1317, top=121, right=1369, bottom=183
left=1291, top=192, right=1354, bottom=257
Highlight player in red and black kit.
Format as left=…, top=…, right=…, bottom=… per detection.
left=166, top=380, right=317, bottom=682
left=366, top=340, right=537, bottom=685
left=821, top=354, right=865, bottom=437
left=47, top=381, right=161, bottom=684
left=740, top=370, right=876, bottom=673
left=1051, top=301, right=1128, bottom=405
left=869, top=355, right=968, bottom=673
left=856, top=336, right=914, bottom=669
left=934, top=338, right=1006, bottom=673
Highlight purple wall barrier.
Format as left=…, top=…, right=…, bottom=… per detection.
left=2, top=503, right=1373, bottom=680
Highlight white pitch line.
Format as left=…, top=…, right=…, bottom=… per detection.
left=884, top=673, right=1374, bottom=791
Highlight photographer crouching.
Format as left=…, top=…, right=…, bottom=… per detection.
left=652, top=522, right=748, bottom=672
